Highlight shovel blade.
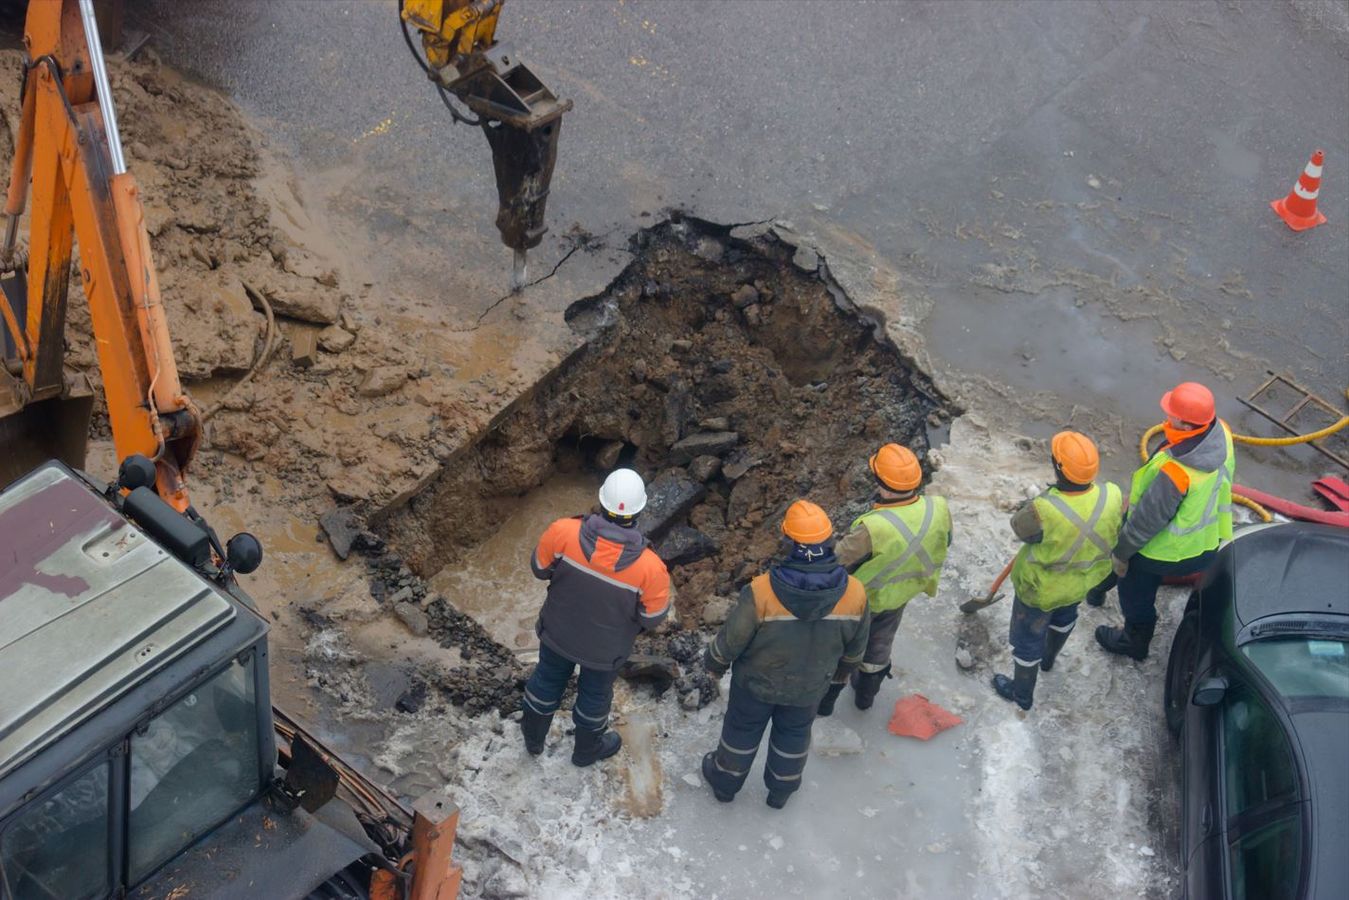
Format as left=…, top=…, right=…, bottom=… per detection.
left=959, top=591, right=1005, bottom=615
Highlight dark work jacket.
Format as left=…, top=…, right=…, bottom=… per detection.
left=705, top=560, right=870, bottom=707
left=532, top=514, right=671, bottom=671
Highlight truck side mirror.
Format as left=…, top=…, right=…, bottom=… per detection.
left=118, top=454, right=156, bottom=491
left=1192, top=675, right=1229, bottom=707
left=226, top=532, right=263, bottom=574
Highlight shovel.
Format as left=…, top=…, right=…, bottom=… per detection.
left=959, top=558, right=1014, bottom=614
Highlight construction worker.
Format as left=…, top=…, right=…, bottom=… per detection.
left=701, top=501, right=869, bottom=809
left=992, top=432, right=1123, bottom=710
left=1097, top=382, right=1235, bottom=660
left=826, top=443, right=951, bottom=714
left=520, top=468, right=671, bottom=766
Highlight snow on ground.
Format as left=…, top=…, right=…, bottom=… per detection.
left=345, top=416, right=1187, bottom=899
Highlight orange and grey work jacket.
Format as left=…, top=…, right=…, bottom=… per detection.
left=532, top=514, right=672, bottom=671
left=705, top=566, right=870, bottom=707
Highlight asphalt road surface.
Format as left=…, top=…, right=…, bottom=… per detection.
left=130, top=0, right=1348, bottom=497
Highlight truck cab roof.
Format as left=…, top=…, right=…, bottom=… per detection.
left=0, top=462, right=264, bottom=795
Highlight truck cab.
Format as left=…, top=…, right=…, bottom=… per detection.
left=0, top=463, right=424, bottom=899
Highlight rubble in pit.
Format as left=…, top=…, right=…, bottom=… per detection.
left=373, top=216, right=955, bottom=711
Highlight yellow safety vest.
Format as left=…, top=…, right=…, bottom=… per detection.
left=1011, top=483, right=1123, bottom=610
left=851, top=495, right=951, bottom=613
left=1130, top=423, right=1235, bottom=562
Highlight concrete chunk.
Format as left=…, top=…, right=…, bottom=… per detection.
left=638, top=470, right=707, bottom=540
left=291, top=327, right=318, bottom=369
left=656, top=525, right=718, bottom=566
left=669, top=431, right=739, bottom=464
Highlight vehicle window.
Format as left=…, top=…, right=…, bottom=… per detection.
left=0, top=762, right=110, bottom=900
left=1228, top=814, right=1301, bottom=900
left=1222, top=684, right=1298, bottom=817
left=1243, top=638, right=1349, bottom=699
left=127, top=655, right=260, bottom=884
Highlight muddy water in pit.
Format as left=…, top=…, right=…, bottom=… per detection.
left=427, top=472, right=600, bottom=653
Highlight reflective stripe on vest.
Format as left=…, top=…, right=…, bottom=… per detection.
left=851, top=496, right=950, bottom=613
left=864, top=503, right=936, bottom=589
left=1011, top=483, right=1123, bottom=611
left=1039, top=489, right=1112, bottom=571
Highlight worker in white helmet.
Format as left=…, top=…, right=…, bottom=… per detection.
left=520, top=468, right=673, bottom=767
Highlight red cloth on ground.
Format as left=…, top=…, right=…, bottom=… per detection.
left=887, top=693, right=963, bottom=740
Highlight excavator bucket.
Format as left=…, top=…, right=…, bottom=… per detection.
left=2, top=264, right=93, bottom=488
left=0, top=382, right=95, bottom=490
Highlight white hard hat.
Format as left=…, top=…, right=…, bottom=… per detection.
left=599, top=468, right=647, bottom=517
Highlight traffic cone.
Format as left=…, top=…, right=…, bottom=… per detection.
left=1271, top=150, right=1328, bottom=232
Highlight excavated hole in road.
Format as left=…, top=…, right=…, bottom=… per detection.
left=373, top=217, right=955, bottom=712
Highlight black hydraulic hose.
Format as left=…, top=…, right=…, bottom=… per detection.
left=398, top=0, right=482, bottom=126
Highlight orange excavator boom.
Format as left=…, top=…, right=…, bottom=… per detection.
left=0, top=0, right=199, bottom=509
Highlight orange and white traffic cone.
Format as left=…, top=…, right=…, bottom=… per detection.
left=1271, top=149, right=1328, bottom=232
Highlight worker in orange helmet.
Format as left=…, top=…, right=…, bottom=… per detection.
left=826, top=443, right=952, bottom=714
left=1096, top=382, right=1235, bottom=661
left=701, top=500, right=870, bottom=809
left=992, top=432, right=1123, bottom=710
left=521, top=469, right=672, bottom=766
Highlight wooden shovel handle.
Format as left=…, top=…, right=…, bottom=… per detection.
left=987, top=558, right=1015, bottom=595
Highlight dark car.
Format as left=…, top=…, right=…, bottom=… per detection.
left=1164, top=522, right=1349, bottom=900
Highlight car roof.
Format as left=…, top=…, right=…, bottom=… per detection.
left=0, top=463, right=236, bottom=779
left=1224, top=523, right=1349, bottom=628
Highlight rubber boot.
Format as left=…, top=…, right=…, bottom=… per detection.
left=766, top=791, right=791, bottom=810
left=816, top=682, right=846, bottom=717
left=991, top=661, right=1038, bottom=711
left=571, top=727, right=622, bottom=767
left=520, top=708, right=553, bottom=756
left=701, top=752, right=735, bottom=803
left=851, top=664, right=891, bottom=710
left=1094, top=621, right=1156, bottom=661
left=1040, top=627, right=1074, bottom=672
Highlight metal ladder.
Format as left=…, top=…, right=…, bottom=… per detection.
left=1237, top=371, right=1349, bottom=471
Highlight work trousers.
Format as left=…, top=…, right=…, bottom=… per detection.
left=1118, top=550, right=1217, bottom=627
left=1008, top=596, right=1078, bottom=666
left=860, top=605, right=905, bottom=673
left=706, top=683, right=815, bottom=800
left=522, top=642, right=618, bottom=732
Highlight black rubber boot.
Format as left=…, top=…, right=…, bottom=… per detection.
left=1094, top=621, right=1156, bottom=661
left=991, top=661, right=1038, bottom=711
left=851, top=664, right=891, bottom=710
left=1040, top=627, right=1074, bottom=672
left=766, top=791, right=791, bottom=810
left=571, top=728, right=622, bottom=767
left=701, top=752, right=735, bottom=803
left=520, top=708, right=553, bottom=756
left=816, top=682, right=846, bottom=717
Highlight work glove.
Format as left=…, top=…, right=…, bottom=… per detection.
left=701, top=647, right=727, bottom=679
left=1111, top=555, right=1130, bottom=578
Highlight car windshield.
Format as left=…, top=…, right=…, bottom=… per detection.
left=1243, top=638, right=1349, bottom=700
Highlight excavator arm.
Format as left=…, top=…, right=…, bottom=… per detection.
left=399, top=0, right=571, bottom=289
left=0, top=0, right=198, bottom=509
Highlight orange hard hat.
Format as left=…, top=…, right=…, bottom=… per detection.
left=782, top=499, right=833, bottom=544
left=869, top=443, right=922, bottom=492
left=1051, top=431, right=1100, bottom=484
left=1160, top=382, right=1215, bottom=426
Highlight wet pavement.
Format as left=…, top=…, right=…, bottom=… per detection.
left=128, top=0, right=1349, bottom=498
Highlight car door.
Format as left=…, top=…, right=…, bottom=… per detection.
left=1182, top=660, right=1224, bottom=899
left=1215, top=677, right=1304, bottom=900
